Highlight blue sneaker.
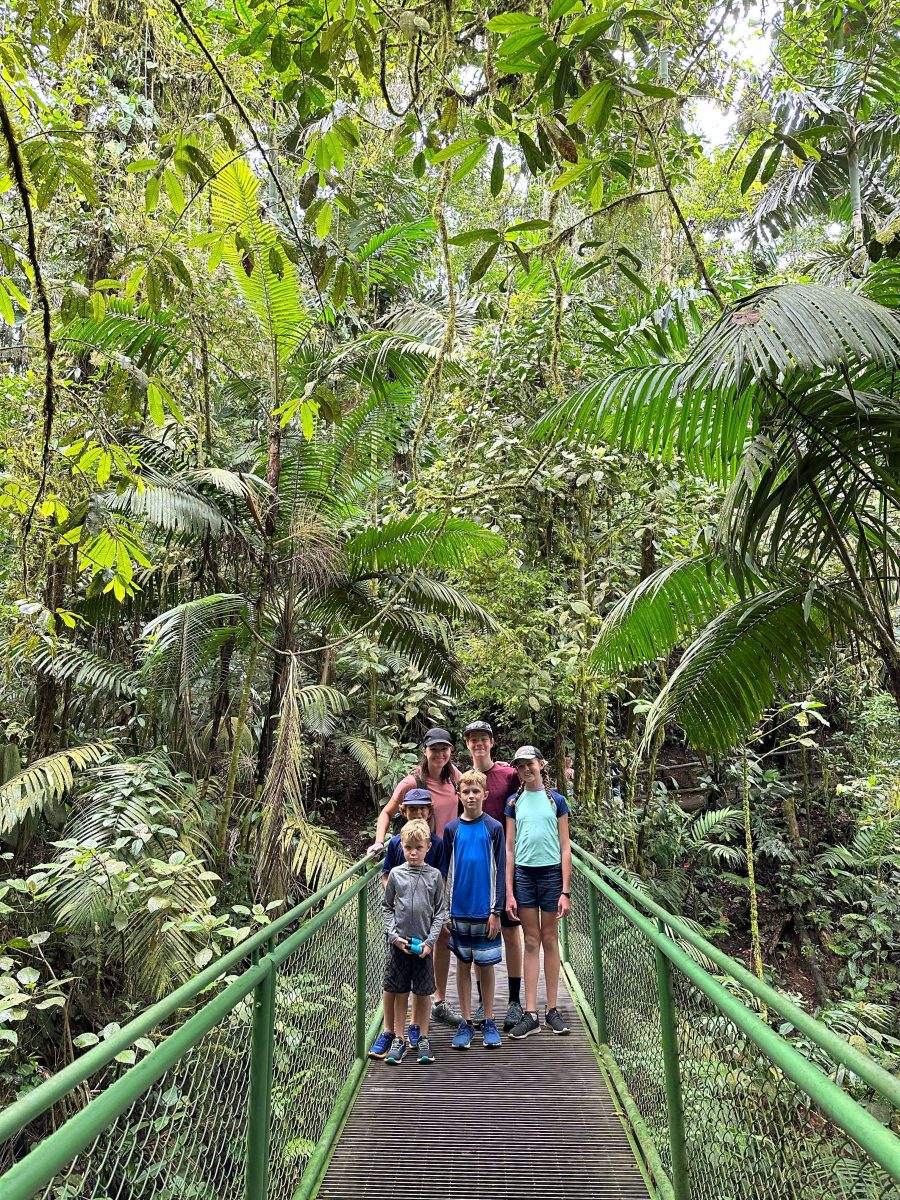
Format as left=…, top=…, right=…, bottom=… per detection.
left=385, top=1036, right=407, bottom=1065
left=452, top=1020, right=474, bottom=1050
left=406, top=1023, right=421, bottom=1049
left=482, top=1018, right=502, bottom=1049
left=368, top=1031, right=393, bottom=1059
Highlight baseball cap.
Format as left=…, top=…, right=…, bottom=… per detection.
left=512, top=744, right=543, bottom=764
left=463, top=720, right=494, bottom=738
left=403, top=788, right=433, bottom=806
left=422, top=727, right=454, bottom=748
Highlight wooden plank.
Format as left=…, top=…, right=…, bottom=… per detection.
left=315, top=961, right=652, bottom=1200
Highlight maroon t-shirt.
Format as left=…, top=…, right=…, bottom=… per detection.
left=482, top=761, right=519, bottom=825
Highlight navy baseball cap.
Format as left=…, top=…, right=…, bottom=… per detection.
left=463, top=720, right=494, bottom=738
left=512, top=744, right=543, bottom=764
left=422, top=727, right=453, bottom=748
left=403, top=788, right=433, bottom=806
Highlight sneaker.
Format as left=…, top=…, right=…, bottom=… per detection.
left=368, top=1031, right=394, bottom=1059
left=452, top=1019, right=474, bottom=1050
left=432, top=999, right=461, bottom=1027
left=482, top=1018, right=502, bottom=1049
left=509, top=1011, right=541, bottom=1040
left=503, top=1000, right=525, bottom=1031
left=417, top=1036, right=435, bottom=1064
left=406, top=1023, right=421, bottom=1049
left=472, top=1001, right=485, bottom=1028
left=385, top=1036, right=407, bottom=1065
left=545, top=1007, right=570, bottom=1035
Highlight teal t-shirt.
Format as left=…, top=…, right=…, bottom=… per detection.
left=505, top=789, right=570, bottom=867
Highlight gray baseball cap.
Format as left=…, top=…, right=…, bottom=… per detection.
left=463, top=720, right=494, bottom=738
left=512, top=744, right=544, bottom=764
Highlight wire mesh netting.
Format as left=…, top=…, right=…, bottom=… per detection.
left=567, top=865, right=900, bottom=1200
left=670, top=970, right=899, bottom=1200
left=31, top=871, right=386, bottom=1200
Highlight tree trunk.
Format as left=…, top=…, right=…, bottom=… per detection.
left=31, top=555, right=68, bottom=758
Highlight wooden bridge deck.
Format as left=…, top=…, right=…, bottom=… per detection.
left=316, top=963, right=652, bottom=1200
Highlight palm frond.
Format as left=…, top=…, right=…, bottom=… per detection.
left=29, top=643, right=139, bottom=699
left=0, top=742, right=114, bottom=837
left=107, top=481, right=243, bottom=542
left=591, top=559, right=736, bottom=675
left=140, top=594, right=248, bottom=696
left=401, top=576, right=499, bottom=630
left=352, top=218, right=435, bottom=291
left=60, top=300, right=188, bottom=373
left=210, top=152, right=312, bottom=355
left=294, top=685, right=350, bottom=737
left=641, top=588, right=834, bottom=752
left=345, top=514, right=504, bottom=575
left=684, top=284, right=900, bottom=391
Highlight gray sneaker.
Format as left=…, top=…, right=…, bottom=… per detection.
left=503, top=1000, right=525, bottom=1031
left=509, top=1011, right=541, bottom=1039
left=431, top=999, right=460, bottom=1026
left=417, top=1036, right=435, bottom=1064
left=385, top=1036, right=407, bottom=1065
left=545, top=1007, right=570, bottom=1035
left=472, top=1001, right=484, bottom=1028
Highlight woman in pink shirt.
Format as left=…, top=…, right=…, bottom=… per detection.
left=369, top=727, right=461, bottom=1027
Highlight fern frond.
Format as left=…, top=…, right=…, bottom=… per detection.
left=29, top=643, right=139, bottom=699
left=345, top=514, right=504, bottom=575
left=61, top=300, right=188, bottom=373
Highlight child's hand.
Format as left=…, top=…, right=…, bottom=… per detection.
left=506, top=896, right=518, bottom=921
left=487, top=914, right=500, bottom=940
left=393, top=937, right=411, bottom=953
left=558, top=893, right=571, bottom=919
left=420, top=943, right=432, bottom=957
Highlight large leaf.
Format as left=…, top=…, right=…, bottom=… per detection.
left=641, top=587, right=836, bottom=752
left=684, top=284, right=900, bottom=391
left=140, top=594, right=248, bottom=696
left=591, top=559, right=736, bottom=675
left=210, top=153, right=312, bottom=357
left=61, top=300, right=189, bottom=373
left=346, top=514, right=504, bottom=575
left=0, top=742, right=114, bottom=837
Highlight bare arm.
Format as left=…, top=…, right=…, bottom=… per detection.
left=505, top=815, right=517, bottom=918
left=372, top=779, right=410, bottom=846
left=558, top=814, right=572, bottom=918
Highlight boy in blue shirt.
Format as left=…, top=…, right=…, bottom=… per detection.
left=442, top=769, right=506, bottom=1050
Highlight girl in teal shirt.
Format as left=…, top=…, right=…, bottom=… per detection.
left=504, top=745, right=572, bottom=1039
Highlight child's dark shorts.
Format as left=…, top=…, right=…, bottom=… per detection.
left=514, top=863, right=564, bottom=912
left=383, top=943, right=436, bottom=996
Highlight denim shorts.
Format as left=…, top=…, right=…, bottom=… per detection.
left=514, top=863, right=563, bottom=912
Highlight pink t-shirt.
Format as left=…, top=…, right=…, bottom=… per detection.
left=390, top=769, right=461, bottom=836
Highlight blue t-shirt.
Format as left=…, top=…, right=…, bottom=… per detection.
left=442, top=814, right=506, bottom=919
left=381, top=833, right=447, bottom=877
left=505, top=789, right=569, bottom=868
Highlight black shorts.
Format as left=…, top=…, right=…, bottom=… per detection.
left=500, top=910, right=521, bottom=929
left=382, top=943, right=436, bottom=996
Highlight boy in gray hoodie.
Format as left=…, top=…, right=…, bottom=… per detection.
left=382, top=818, right=448, bottom=1065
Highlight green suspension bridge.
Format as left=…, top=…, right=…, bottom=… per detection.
left=1, top=843, right=898, bottom=1200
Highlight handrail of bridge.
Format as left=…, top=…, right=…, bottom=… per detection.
left=564, top=842, right=900, bottom=1200
left=0, top=855, right=385, bottom=1200
left=570, top=843, right=900, bottom=1110
left=0, top=843, right=898, bottom=1200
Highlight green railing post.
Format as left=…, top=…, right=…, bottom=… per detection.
left=587, top=879, right=609, bottom=1043
left=355, top=881, right=368, bottom=1059
left=655, top=921, right=690, bottom=1200
left=246, top=942, right=277, bottom=1200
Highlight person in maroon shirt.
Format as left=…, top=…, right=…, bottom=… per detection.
left=463, top=720, right=524, bottom=1031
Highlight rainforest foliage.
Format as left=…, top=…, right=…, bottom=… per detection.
left=0, top=0, right=898, bottom=1109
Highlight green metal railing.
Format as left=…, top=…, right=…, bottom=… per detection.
left=0, top=855, right=385, bottom=1200
left=0, top=844, right=898, bottom=1200
left=564, top=843, right=900, bottom=1200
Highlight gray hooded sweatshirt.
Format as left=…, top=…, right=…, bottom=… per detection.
left=382, top=862, right=448, bottom=948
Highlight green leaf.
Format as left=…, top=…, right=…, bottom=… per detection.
left=164, top=169, right=185, bottom=213
left=490, top=143, right=504, bottom=196
left=741, top=141, right=769, bottom=193
left=629, top=81, right=677, bottom=98
left=568, top=82, right=606, bottom=125
left=487, top=13, right=542, bottom=32
left=452, top=141, right=488, bottom=184
left=270, top=31, right=292, bottom=71
left=316, top=201, right=333, bottom=240
left=430, top=137, right=480, bottom=164
left=127, top=159, right=157, bottom=174
left=507, top=218, right=551, bottom=233
left=144, top=174, right=161, bottom=213
left=0, top=283, right=13, bottom=326
left=353, top=27, right=374, bottom=78
left=469, top=241, right=499, bottom=283
left=448, top=228, right=500, bottom=246
left=412, top=151, right=426, bottom=178
left=759, top=141, right=783, bottom=184
left=147, top=381, right=165, bottom=427
left=518, top=130, right=545, bottom=175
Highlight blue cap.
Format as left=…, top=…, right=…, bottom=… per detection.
left=403, top=788, right=433, bottom=806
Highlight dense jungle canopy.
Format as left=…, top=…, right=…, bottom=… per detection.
left=0, top=0, right=898, bottom=1123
